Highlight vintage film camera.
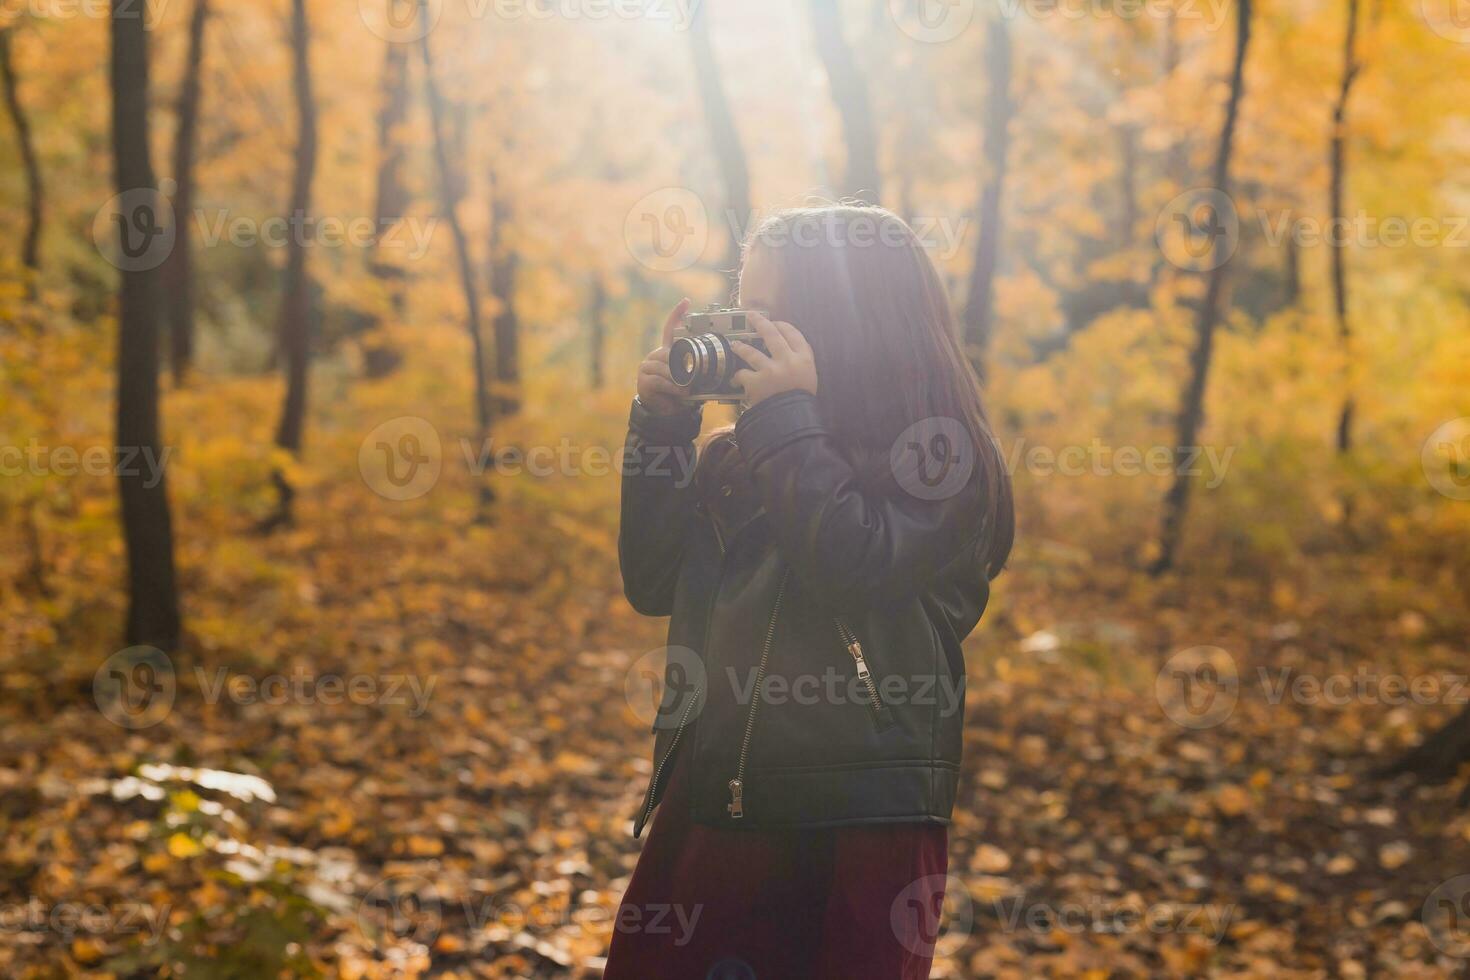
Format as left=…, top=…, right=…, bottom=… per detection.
left=668, top=306, right=770, bottom=403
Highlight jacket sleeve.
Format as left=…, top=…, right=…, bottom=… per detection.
left=734, top=391, right=984, bottom=607
left=618, top=397, right=702, bottom=616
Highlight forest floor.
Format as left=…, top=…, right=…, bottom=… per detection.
left=2, top=389, right=1469, bottom=979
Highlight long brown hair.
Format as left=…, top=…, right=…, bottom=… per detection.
left=740, top=204, right=1014, bottom=579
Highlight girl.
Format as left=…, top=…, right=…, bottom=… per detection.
left=607, top=205, right=1014, bottom=979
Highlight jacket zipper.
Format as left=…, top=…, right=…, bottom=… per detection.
left=835, top=619, right=888, bottom=721
left=728, top=570, right=790, bottom=819
left=638, top=681, right=701, bottom=832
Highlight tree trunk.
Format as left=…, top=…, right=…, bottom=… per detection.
left=111, top=0, right=181, bottom=649
left=420, top=24, right=494, bottom=510
left=589, top=276, right=606, bottom=390
left=806, top=0, right=881, bottom=204
left=1162, top=7, right=1190, bottom=193
left=961, top=12, right=1013, bottom=383
left=0, top=28, right=44, bottom=286
left=687, top=2, right=751, bottom=274
left=1117, top=123, right=1139, bottom=246
left=1283, top=233, right=1301, bottom=306
left=370, top=35, right=410, bottom=316
left=1150, top=0, right=1252, bottom=576
left=265, top=0, right=318, bottom=528
left=164, top=0, right=208, bottom=384
left=487, top=169, right=520, bottom=416
left=1330, top=0, right=1361, bottom=455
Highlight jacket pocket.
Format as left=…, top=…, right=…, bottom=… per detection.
left=834, top=620, right=897, bottom=732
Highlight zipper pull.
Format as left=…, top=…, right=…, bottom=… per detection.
left=727, top=778, right=744, bottom=819
left=847, top=640, right=872, bottom=681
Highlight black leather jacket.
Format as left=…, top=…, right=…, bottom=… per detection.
left=619, top=391, right=993, bottom=836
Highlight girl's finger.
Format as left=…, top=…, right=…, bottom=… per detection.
left=731, top=369, right=757, bottom=393
left=643, top=376, right=684, bottom=398
left=773, top=320, right=809, bottom=354
left=661, top=298, right=692, bottom=347
left=640, top=359, right=676, bottom=383
left=745, top=311, right=793, bottom=358
left=729, top=339, right=774, bottom=372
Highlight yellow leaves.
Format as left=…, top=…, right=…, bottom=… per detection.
left=167, top=832, right=204, bottom=858
left=967, top=875, right=1016, bottom=903
left=1156, top=937, right=1214, bottom=976
left=1213, top=784, right=1252, bottom=817
left=404, top=835, right=444, bottom=857
left=69, top=937, right=105, bottom=965
left=1378, top=841, right=1412, bottom=869
left=467, top=839, right=507, bottom=866
left=971, top=843, right=1013, bottom=874
left=172, top=789, right=202, bottom=813
left=552, top=751, right=597, bottom=776
left=322, top=803, right=355, bottom=840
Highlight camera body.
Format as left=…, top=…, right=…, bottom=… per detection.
left=668, top=306, right=769, bottom=402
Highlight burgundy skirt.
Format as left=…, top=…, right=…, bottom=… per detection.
left=604, top=751, right=949, bottom=979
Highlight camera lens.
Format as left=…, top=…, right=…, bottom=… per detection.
left=669, top=337, right=701, bottom=387
left=669, top=334, right=727, bottom=392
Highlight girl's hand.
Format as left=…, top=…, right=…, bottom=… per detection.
left=729, top=313, right=818, bottom=408
left=636, top=298, right=693, bottom=416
